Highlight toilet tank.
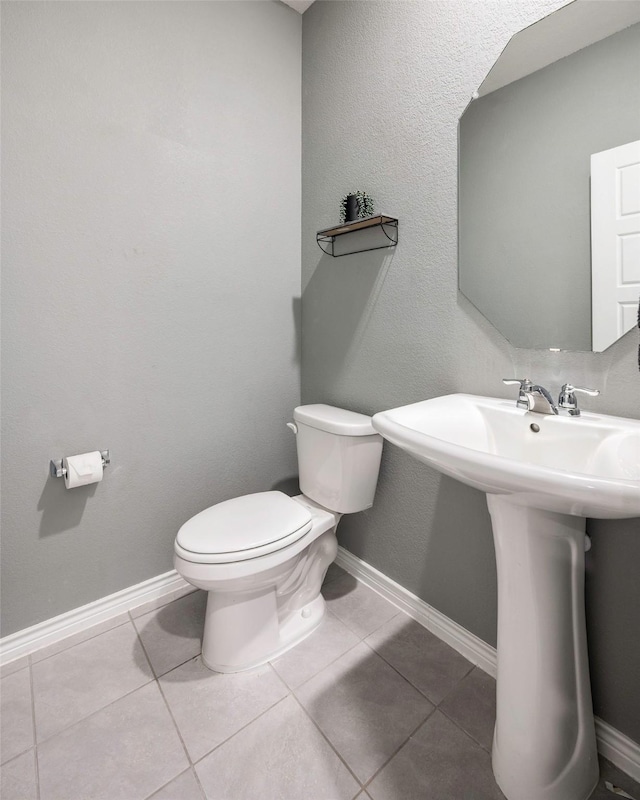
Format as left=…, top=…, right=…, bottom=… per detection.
left=292, top=404, right=383, bottom=514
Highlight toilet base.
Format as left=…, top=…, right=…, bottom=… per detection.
left=201, top=594, right=325, bottom=673
left=175, top=500, right=340, bottom=674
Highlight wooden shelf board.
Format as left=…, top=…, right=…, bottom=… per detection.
left=317, top=214, right=397, bottom=238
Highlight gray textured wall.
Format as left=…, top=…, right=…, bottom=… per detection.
left=1, top=1, right=302, bottom=635
left=302, top=1, right=640, bottom=742
left=460, top=22, right=640, bottom=351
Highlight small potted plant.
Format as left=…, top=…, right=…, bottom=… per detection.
left=340, top=191, right=375, bottom=223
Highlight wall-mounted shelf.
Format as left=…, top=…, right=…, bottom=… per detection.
left=316, top=214, right=399, bottom=257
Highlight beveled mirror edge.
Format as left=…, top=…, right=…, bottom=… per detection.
left=457, top=0, right=640, bottom=353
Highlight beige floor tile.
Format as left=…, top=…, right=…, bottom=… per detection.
left=8, top=583, right=638, bottom=800
left=366, top=612, right=473, bottom=703
left=130, top=586, right=197, bottom=620
left=271, top=609, right=359, bottom=689
left=196, top=696, right=360, bottom=800
left=147, top=767, right=205, bottom=800
left=323, top=562, right=347, bottom=585
left=30, top=614, right=130, bottom=664
left=0, top=655, right=29, bottom=679
left=133, top=591, right=206, bottom=677
left=439, top=666, right=496, bottom=751
left=0, top=667, right=34, bottom=763
left=296, top=641, right=433, bottom=783
left=322, top=574, right=400, bottom=639
left=367, top=710, right=505, bottom=799
left=32, top=621, right=153, bottom=741
left=38, top=682, right=188, bottom=800
left=159, top=656, right=288, bottom=762
left=0, top=750, right=37, bottom=800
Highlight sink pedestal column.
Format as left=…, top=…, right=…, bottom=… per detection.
left=487, top=495, right=599, bottom=800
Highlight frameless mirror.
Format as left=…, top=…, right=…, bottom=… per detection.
left=458, top=0, right=640, bottom=352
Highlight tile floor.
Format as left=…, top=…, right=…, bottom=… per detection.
left=1, top=564, right=639, bottom=800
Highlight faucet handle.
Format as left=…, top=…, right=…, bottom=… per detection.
left=503, top=378, right=534, bottom=409
left=558, top=384, right=600, bottom=416
left=502, top=378, right=533, bottom=391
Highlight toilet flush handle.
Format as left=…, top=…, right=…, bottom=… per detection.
left=286, top=422, right=298, bottom=434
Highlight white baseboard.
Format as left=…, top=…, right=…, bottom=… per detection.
left=2, top=550, right=638, bottom=783
left=335, top=546, right=497, bottom=677
left=335, top=546, right=640, bottom=784
left=0, top=570, right=191, bottom=666
left=596, top=718, right=640, bottom=784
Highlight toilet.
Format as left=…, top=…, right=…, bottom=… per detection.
left=174, top=404, right=383, bottom=673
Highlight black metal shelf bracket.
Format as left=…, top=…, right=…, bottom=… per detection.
left=316, top=215, right=399, bottom=258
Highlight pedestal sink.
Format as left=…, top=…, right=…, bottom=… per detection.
left=371, top=394, right=640, bottom=800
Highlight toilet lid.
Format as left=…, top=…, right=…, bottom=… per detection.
left=176, top=491, right=313, bottom=561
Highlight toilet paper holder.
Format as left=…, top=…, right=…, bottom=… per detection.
left=49, top=450, right=110, bottom=479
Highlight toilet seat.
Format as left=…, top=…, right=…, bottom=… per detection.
left=175, top=491, right=313, bottom=564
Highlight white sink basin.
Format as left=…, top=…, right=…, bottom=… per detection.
left=372, top=393, right=640, bottom=518
left=372, top=393, right=640, bottom=800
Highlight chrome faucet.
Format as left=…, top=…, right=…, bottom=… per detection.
left=557, top=383, right=600, bottom=416
left=503, top=379, right=600, bottom=416
left=503, top=378, right=558, bottom=415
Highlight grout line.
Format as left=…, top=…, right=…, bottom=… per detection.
left=289, top=585, right=445, bottom=792
left=151, top=652, right=201, bottom=681
left=131, top=608, right=209, bottom=800
left=434, top=662, right=479, bottom=708
left=336, top=548, right=500, bottom=678
left=151, top=650, right=209, bottom=682
left=33, top=675, right=157, bottom=749
left=130, top=587, right=199, bottom=622
left=21, top=575, right=498, bottom=798
left=330, top=570, right=495, bottom=758
left=433, top=664, right=496, bottom=754
left=323, top=578, right=404, bottom=642
left=326, top=574, right=474, bottom=702
left=0, top=573, right=195, bottom=667
left=287, top=588, right=444, bottom=786
left=27, top=655, right=41, bottom=800
left=141, top=767, right=195, bottom=800
left=0, top=748, right=37, bottom=769
left=361, top=609, right=404, bottom=640
left=29, top=616, right=132, bottom=667
left=0, top=656, right=30, bottom=679
left=275, top=637, right=362, bottom=692
left=438, top=702, right=494, bottom=754
left=190, top=687, right=294, bottom=768
left=128, top=600, right=207, bottom=681
left=156, top=657, right=199, bottom=680
left=340, top=593, right=492, bottom=769
left=128, top=610, right=162, bottom=681
left=318, top=610, right=364, bottom=642
left=190, top=765, right=208, bottom=800
left=128, top=611, right=195, bottom=772
left=361, top=634, right=476, bottom=708
left=359, top=635, right=434, bottom=702
left=287, top=690, right=364, bottom=790
left=151, top=649, right=296, bottom=779
left=0, top=745, right=37, bottom=770
left=154, top=675, right=196, bottom=768
left=127, top=609, right=164, bottom=681
left=361, top=704, right=439, bottom=791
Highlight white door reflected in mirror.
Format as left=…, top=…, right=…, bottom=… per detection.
left=591, top=139, right=640, bottom=352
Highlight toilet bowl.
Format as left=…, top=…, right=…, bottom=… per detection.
left=174, top=404, right=383, bottom=673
